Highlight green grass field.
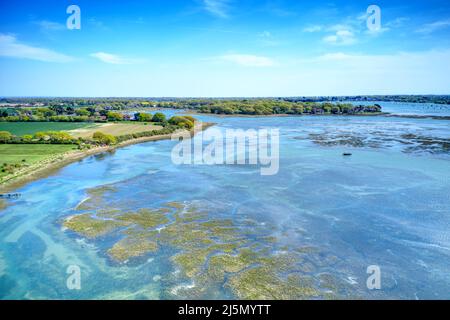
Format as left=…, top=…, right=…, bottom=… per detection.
left=0, top=144, right=77, bottom=178
left=0, top=122, right=98, bottom=136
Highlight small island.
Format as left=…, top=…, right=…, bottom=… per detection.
left=193, top=100, right=382, bottom=115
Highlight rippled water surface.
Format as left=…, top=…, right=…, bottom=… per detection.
left=0, top=103, right=449, bottom=299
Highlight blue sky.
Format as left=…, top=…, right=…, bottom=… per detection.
left=1, top=0, right=450, bottom=97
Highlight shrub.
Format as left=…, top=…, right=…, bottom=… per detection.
left=168, top=116, right=194, bottom=129
left=0, top=131, right=12, bottom=143
left=33, top=131, right=74, bottom=143
left=182, top=115, right=196, bottom=123
left=92, top=131, right=117, bottom=145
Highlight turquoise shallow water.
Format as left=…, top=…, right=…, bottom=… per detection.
left=0, top=104, right=449, bottom=299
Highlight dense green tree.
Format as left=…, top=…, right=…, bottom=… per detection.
left=106, top=111, right=124, bottom=121
left=134, top=112, right=152, bottom=122
left=75, top=108, right=90, bottom=116
left=152, top=112, right=167, bottom=123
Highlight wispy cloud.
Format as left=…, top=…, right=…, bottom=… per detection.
left=319, top=9, right=394, bottom=44
left=416, top=19, right=450, bottom=34
left=218, top=54, right=275, bottom=67
left=323, top=28, right=356, bottom=45
left=306, top=50, right=450, bottom=72
left=35, top=20, right=65, bottom=31
left=307, top=16, right=361, bottom=45
left=87, top=18, right=108, bottom=30
left=264, top=1, right=297, bottom=17
left=90, top=52, right=144, bottom=65
left=314, top=52, right=352, bottom=61
left=290, top=50, right=450, bottom=95
left=386, top=17, right=409, bottom=28
left=0, top=33, right=73, bottom=62
left=257, top=31, right=279, bottom=47
left=365, top=26, right=390, bottom=36
left=303, top=25, right=323, bottom=33
left=202, top=0, right=230, bottom=18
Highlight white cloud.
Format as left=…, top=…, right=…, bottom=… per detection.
left=0, top=33, right=73, bottom=62
left=281, top=49, right=450, bottom=95
left=259, top=31, right=271, bottom=38
left=303, top=25, right=322, bottom=33
left=416, top=19, right=450, bottom=34
left=315, top=52, right=352, bottom=61
left=323, top=29, right=356, bottom=45
left=218, top=54, right=275, bottom=67
left=87, top=18, right=109, bottom=31
left=258, top=31, right=279, bottom=47
left=365, top=27, right=389, bottom=36
left=386, top=17, right=409, bottom=28
left=311, top=50, right=440, bottom=65
left=305, top=49, right=450, bottom=81
left=90, top=52, right=144, bottom=65
left=202, top=0, right=230, bottom=18
left=36, top=20, right=65, bottom=31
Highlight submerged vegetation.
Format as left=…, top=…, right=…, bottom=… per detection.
left=304, top=131, right=450, bottom=154
left=63, top=213, right=125, bottom=238
left=62, top=185, right=353, bottom=299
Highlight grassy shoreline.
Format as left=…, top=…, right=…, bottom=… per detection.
left=0, top=122, right=215, bottom=193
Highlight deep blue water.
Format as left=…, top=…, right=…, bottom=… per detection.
left=0, top=103, right=449, bottom=299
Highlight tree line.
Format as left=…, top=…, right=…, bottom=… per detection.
left=196, top=101, right=382, bottom=115
left=0, top=99, right=383, bottom=122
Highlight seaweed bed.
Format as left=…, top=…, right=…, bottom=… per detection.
left=62, top=185, right=354, bottom=299
left=302, top=132, right=450, bottom=154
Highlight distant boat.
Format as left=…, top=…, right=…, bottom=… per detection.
left=342, top=152, right=352, bottom=156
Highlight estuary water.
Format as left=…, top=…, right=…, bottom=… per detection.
left=0, top=103, right=449, bottom=299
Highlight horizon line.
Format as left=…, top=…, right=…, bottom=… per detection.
left=1, top=94, right=450, bottom=99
